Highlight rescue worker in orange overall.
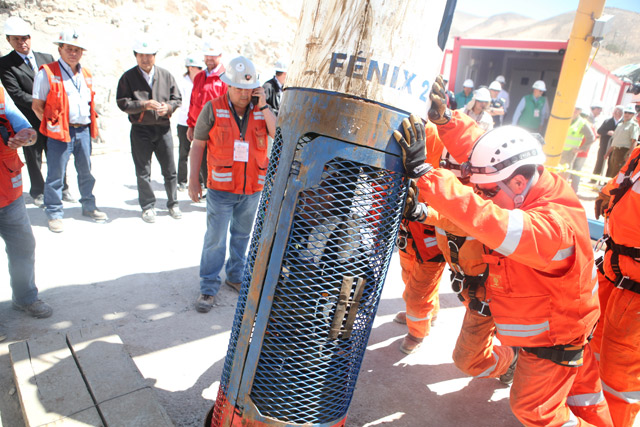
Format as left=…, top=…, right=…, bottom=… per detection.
left=418, top=108, right=516, bottom=384
left=393, top=119, right=446, bottom=354
left=394, top=75, right=612, bottom=426
left=593, top=145, right=640, bottom=427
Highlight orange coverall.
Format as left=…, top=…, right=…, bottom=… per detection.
left=397, top=120, right=446, bottom=339
left=593, top=146, right=640, bottom=427
left=415, top=121, right=611, bottom=425
left=422, top=111, right=514, bottom=378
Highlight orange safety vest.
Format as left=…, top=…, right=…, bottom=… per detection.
left=206, top=95, right=269, bottom=195
left=39, top=61, right=98, bottom=143
left=0, top=87, right=22, bottom=208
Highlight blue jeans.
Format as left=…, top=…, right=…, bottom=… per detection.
left=0, top=196, right=38, bottom=305
left=200, top=189, right=261, bottom=296
left=44, top=126, right=97, bottom=219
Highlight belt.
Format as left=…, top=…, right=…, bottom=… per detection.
left=69, top=123, right=89, bottom=128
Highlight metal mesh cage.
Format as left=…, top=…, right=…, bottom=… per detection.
left=249, top=157, right=406, bottom=424
left=211, top=127, right=285, bottom=426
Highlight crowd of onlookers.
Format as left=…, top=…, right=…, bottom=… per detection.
left=443, top=74, right=639, bottom=191
left=0, top=17, right=284, bottom=338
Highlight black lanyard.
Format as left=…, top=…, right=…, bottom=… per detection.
left=59, top=61, right=82, bottom=93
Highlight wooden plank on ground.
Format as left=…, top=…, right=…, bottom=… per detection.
left=98, top=388, right=174, bottom=426
left=9, top=335, right=102, bottom=427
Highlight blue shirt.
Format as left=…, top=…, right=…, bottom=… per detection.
left=2, top=91, right=31, bottom=132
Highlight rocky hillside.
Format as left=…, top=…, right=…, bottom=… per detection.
left=1, top=0, right=304, bottom=126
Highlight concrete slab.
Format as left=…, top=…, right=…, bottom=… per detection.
left=9, top=334, right=99, bottom=426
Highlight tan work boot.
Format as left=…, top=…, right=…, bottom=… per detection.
left=225, top=279, right=241, bottom=293
left=400, top=333, right=424, bottom=355
left=394, top=311, right=437, bottom=326
left=393, top=311, right=407, bottom=324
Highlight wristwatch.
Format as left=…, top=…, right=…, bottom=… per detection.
left=259, top=105, right=269, bottom=111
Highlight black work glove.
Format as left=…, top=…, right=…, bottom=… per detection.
left=428, top=75, right=451, bottom=125
left=403, top=179, right=428, bottom=222
left=393, top=114, right=433, bottom=179
left=594, top=192, right=610, bottom=220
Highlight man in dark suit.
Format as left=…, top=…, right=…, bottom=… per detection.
left=593, top=105, right=623, bottom=177
left=0, top=16, right=73, bottom=206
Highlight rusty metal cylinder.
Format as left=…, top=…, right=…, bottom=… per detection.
left=210, top=1, right=456, bottom=426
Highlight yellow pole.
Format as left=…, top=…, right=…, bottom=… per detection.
left=544, top=0, right=606, bottom=166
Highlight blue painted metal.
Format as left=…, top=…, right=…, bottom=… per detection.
left=588, top=218, right=605, bottom=241
left=211, top=88, right=410, bottom=427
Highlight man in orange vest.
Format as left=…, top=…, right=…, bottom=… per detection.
left=188, top=56, right=276, bottom=313
left=32, top=29, right=106, bottom=233
left=0, top=86, right=52, bottom=338
left=593, top=146, right=640, bottom=426
left=394, top=75, right=612, bottom=425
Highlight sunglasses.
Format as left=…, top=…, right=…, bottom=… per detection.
left=475, top=184, right=501, bottom=198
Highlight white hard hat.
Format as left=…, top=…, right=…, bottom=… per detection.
left=532, top=80, right=546, bottom=91
left=54, top=28, right=86, bottom=50
left=133, top=37, right=158, bottom=54
left=274, top=58, right=288, bottom=73
left=495, top=75, right=506, bottom=84
left=439, top=148, right=463, bottom=178
left=468, top=126, right=546, bottom=184
left=623, top=104, right=636, bottom=114
left=590, top=102, right=603, bottom=109
left=185, top=54, right=204, bottom=68
left=203, top=40, right=221, bottom=56
left=220, top=56, right=260, bottom=89
left=4, top=16, right=30, bottom=36
left=463, top=79, right=474, bottom=88
left=488, top=81, right=502, bottom=91
left=474, top=87, right=491, bottom=103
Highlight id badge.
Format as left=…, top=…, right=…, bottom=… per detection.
left=234, top=140, right=249, bottom=162
left=534, top=109, right=540, bottom=118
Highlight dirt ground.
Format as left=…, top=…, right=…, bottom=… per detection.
left=0, top=120, right=606, bottom=426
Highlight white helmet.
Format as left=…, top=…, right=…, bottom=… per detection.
left=439, top=148, right=463, bottom=178
left=203, top=40, right=221, bottom=56
left=495, top=75, right=506, bottom=84
left=467, top=126, right=546, bottom=184
left=274, top=58, right=288, bottom=73
left=488, top=81, right=502, bottom=91
left=463, top=79, right=474, bottom=88
left=220, top=56, right=260, bottom=89
left=185, top=54, right=204, bottom=68
left=474, top=87, right=491, bottom=103
left=623, top=104, right=636, bottom=114
left=532, top=80, right=546, bottom=91
left=4, top=16, right=30, bottom=36
left=133, top=37, right=158, bottom=54
left=54, top=28, right=86, bottom=50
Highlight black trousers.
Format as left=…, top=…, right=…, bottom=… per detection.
left=176, top=124, right=207, bottom=185
left=23, top=130, right=68, bottom=197
left=130, top=125, right=178, bottom=211
left=592, top=137, right=610, bottom=176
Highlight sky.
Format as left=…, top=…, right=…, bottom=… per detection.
left=456, top=0, right=640, bottom=21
